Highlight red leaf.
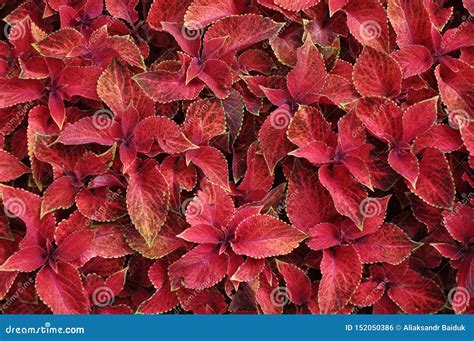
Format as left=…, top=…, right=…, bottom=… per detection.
left=319, top=164, right=367, bottom=229
left=320, top=74, right=358, bottom=106
left=344, top=0, right=389, bottom=52
left=76, top=188, right=127, bottom=222
left=105, top=0, right=138, bottom=25
left=137, top=260, right=178, bottom=314
left=34, top=28, right=87, bottom=59
left=0, top=150, right=29, bottom=182
left=0, top=247, right=45, bottom=272
left=423, top=0, right=453, bottom=31
left=91, top=224, right=133, bottom=258
left=186, top=146, right=230, bottom=191
left=329, top=0, right=349, bottom=15
left=135, top=116, right=197, bottom=155
left=59, top=67, right=102, bottom=100
left=308, top=223, right=342, bottom=251
left=123, top=217, right=185, bottom=259
left=290, top=141, right=334, bottom=164
left=442, top=203, right=474, bottom=244
left=388, top=0, right=434, bottom=50
left=231, top=214, right=306, bottom=258
left=36, top=262, right=89, bottom=314
left=184, top=182, right=234, bottom=229
left=388, top=269, right=445, bottom=314
left=0, top=272, right=18, bottom=301
left=105, top=268, right=128, bottom=296
left=288, top=105, right=336, bottom=150
left=276, top=260, right=311, bottom=305
left=351, top=278, right=386, bottom=307
left=169, top=244, right=228, bottom=290
left=392, top=45, right=433, bottom=78
left=182, top=99, right=226, bottom=145
left=353, top=48, right=402, bottom=97
left=432, top=243, right=462, bottom=260
left=258, top=107, right=294, bottom=174
left=0, top=78, right=44, bottom=108
left=106, top=36, right=145, bottom=70
left=41, top=176, right=78, bottom=217
left=195, top=59, right=233, bottom=99
left=137, top=285, right=178, bottom=314
left=55, top=230, right=95, bottom=263
left=98, top=59, right=153, bottom=116
left=255, top=268, right=283, bottom=314
left=147, top=0, right=191, bottom=30
left=464, top=0, right=474, bottom=14
left=356, top=97, right=403, bottom=144
left=231, top=258, right=265, bottom=283
left=237, top=143, right=273, bottom=201
left=134, top=55, right=205, bottom=103
left=185, top=0, right=247, bottom=28
left=319, top=245, right=362, bottom=314
left=352, top=223, right=416, bottom=265
left=177, top=287, right=227, bottom=314
left=435, top=61, right=473, bottom=115
left=440, top=23, right=474, bottom=54
left=178, top=225, right=224, bottom=244
left=204, top=14, right=283, bottom=58
left=407, top=148, right=455, bottom=209
left=387, top=149, right=419, bottom=186
left=274, top=0, right=321, bottom=11
left=126, top=160, right=170, bottom=245
left=287, top=37, right=326, bottom=104
left=0, top=186, right=55, bottom=248
left=402, top=97, right=438, bottom=144
left=413, top=124, right=463, bottom=154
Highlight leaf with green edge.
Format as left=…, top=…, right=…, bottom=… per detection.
left=231, top=214, right=306, bottom=258
left=126, top=159, right=170, bottom=246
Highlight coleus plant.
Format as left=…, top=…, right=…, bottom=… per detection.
left=0, top=0, right=473, bottom=315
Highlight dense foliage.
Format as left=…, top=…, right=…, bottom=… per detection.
left=0, top=0, right=473, bottom=314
